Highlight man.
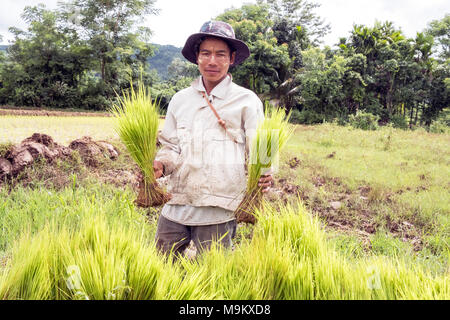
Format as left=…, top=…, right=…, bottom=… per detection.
left=153, top=21, right=273, bottom=257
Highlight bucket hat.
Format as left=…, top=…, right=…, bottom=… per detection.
left=182, top=21, right=250, bottom=66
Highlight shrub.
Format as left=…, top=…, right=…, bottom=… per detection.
left=349, top=111, right=380, bottom=131
left=288, top=109, right=303, bottom=124
left=390, top=114, right=408, bottom=130
left=289, top=109, right=324, bottom=125
left=429, top=120, right=449, bottom=134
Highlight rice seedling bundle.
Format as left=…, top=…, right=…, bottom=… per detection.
left=234, top=106, right=294, bottom=224
left=110, top=82, right=169, bottom=207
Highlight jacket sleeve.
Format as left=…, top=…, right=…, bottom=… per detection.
left=155, top=101, right=180, bottom=176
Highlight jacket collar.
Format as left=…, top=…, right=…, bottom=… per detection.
left=192, top=74, right=233, bottom=100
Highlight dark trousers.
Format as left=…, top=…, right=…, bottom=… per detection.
left=155, top=215, right=237, bottom=257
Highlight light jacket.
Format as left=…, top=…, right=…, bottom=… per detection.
left=155, top=75, right=264, bottom=211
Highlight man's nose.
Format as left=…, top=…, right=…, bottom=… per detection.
left=208, top=54, right=218, bottom=64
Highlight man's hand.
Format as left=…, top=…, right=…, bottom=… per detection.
left=258, top=174, right=274, bottom=193
left=153, top=160, right=164, bottom=179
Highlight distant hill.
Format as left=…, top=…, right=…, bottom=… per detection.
left=148, top=44, right=183, bottom=80
left=0, top=45, right=9, bottom=53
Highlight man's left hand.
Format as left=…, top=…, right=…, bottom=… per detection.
left=258, top=174, right=274, bottom=193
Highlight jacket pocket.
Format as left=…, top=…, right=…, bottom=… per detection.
left=202, top=130, right=247, bottom=197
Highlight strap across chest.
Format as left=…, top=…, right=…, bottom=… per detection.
left=201, top=91, right=238, bottom=144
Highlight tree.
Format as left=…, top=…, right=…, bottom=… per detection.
left=295, top=47, right=348, bottom=122
left=58, top=0, right=159, bottom=98
left=0, top=0, right=159, bottom=110
left=167, top=57, right=199, bottom=81
left=216, top=3, right=291, bottom=97
left=252, top=0, right=330, bottom=109
left=1, top=4, right=92, bottom=108
left=426, top=14, right=450, bottom=61
left=259, top=0, right=330, bottom=46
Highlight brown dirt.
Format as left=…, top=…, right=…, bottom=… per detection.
left=288, top=157, right=301, bottom=169
left=0, top=133, right=121, bottom=189
left=68, top=136, right=119, bottom=167
left=0, top=107, right=111, bottom=117
left=0, top=133, right=172, bottom=214
left=267, top=159, right=427, bottom=252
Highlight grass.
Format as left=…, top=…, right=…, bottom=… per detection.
left=0, top=188, right=448, bottom=300
left=0, top=114, right=449, bottom=299
left=0, top=115, right=166, bottom=145
left=279, top=123, right=449, bottom=263
left=0, top=116, right=118, bottom=145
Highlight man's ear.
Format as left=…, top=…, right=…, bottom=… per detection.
left=230, top=52, right=236, bottom=66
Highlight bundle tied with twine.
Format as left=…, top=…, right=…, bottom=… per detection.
left=110, top=82, right=170, bottom=207
left=235, top=105, right=294, bottom=224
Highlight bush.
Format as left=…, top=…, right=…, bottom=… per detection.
left=332, top=115, right=349, bottom=126
left=349, top=111, right=380, bottom=131
left=429, top=120, right=449, bottom=134
left=289, top=109, right=324, bottom=125
left=390, top=114, right=408, bottom=130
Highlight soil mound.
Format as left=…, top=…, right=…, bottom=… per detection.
left=69, top=136, right=119, bottom=167
left=0, top=133, right=119, bottom=181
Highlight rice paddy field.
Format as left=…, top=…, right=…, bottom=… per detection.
left=0, top=112, right=449, bottom=300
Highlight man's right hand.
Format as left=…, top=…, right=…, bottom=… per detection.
left=153, top=160, right=164, bottom=179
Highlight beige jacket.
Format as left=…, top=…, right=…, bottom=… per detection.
left=155, top=75, right=264, bottom=211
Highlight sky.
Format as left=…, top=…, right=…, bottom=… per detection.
left=0, top=0, right=449, bottom=48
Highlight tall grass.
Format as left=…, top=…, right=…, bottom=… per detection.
left=110, top=82, right=169, bottom=207
left=1, top=194, right=447, bottom=300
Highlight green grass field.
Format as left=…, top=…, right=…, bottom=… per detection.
left=0, top=115, right=118, bottom=145
left=0, top=114, right=449, bottom=300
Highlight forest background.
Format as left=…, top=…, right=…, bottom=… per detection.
left=0, top=0, right=448, bottom=130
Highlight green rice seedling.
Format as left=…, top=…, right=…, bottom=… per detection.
left=0, top=211, right=182, bottom=300
left=234, top=105, right=294, bottom=223
left=1, top=195, right=449, bottom=300
left=242, top=200, right=449, bottom=300
left=110, top=82, right=169, bottom=207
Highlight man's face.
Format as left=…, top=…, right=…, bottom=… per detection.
left=196, top=37, right=235, bottom=86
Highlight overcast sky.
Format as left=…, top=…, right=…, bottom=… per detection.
left=0, top=0, right=448, bottom=48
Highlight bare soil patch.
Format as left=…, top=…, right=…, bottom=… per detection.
left=266, top=157, right=428, bottom=252
left=0, top=107, right=111, bottom=117
left=0, top=133, right=137, bottom=191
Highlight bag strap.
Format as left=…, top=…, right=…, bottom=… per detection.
left=201, top=91, right=238, bottom=144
